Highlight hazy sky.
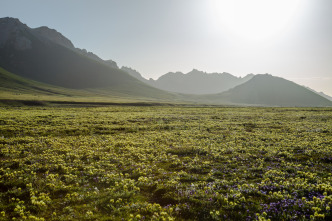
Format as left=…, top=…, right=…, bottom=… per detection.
left=1, top=0, right=332, bottom=95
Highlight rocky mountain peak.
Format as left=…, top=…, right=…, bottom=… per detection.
left=188, top=69, right=204, bottom=75
left=0, top=17, right=31, bottom=50
left=105, top=60, right=119, bottom=69
left=0, top=17, right=27, bottom=29
left=32, top=26, right=74, bottom=49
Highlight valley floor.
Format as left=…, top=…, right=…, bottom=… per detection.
left=0, top=105, right=331, bottom=220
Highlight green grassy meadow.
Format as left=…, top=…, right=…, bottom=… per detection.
left=0, top=105, right=331, bottom=220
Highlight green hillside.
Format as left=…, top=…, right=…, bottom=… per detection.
left=214, top=74, right=332, bottom=107
left=0, top=66, right=189, bottom=104
left=0, top=66, right=72, bottom=96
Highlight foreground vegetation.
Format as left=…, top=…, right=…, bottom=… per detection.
left=0, top=105, right=331, bottom=220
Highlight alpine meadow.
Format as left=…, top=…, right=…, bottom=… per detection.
left=0, top=106, right=331, bottom=220
left=1, top=0, right=332, bottom=220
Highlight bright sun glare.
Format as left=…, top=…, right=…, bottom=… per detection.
left=210, top=0, right=302, bottom=40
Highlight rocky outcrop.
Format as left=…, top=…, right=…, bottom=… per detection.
left=32, top=26, right=74, bottom=48
left=0, top=17, right=31, bottom=49
left=105, top=60, right=119, bottom=69
left=121, top=67, right=147, bottom=82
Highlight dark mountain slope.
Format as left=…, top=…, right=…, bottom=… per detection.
left=0, top=17, right=175, bottom=101
left=0, top=65, right=79, bottom=97
left=0, top=65, right=50, bottom=93
left=0, top=18, right=134, bottom=88
left=216, top=74, right=332, bottom=107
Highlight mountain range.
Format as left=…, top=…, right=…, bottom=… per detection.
left=121, top=67, right=254, bottom=94
left=120, top=66, right=332, bottom=106
left=0, top=17, right=331, bottom=107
